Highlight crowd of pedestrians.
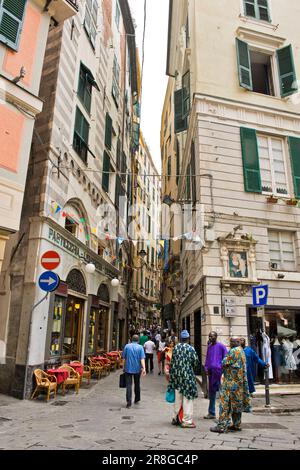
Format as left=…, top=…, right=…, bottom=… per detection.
left=121, top=324, right=268, bottom=433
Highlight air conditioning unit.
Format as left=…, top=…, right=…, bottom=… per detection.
left=270, top=262, right=279, bottom=270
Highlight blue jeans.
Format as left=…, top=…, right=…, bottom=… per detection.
left=208, top=391, right=216, bottom=416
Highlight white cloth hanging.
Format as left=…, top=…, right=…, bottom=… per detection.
left=282, top=340, right=297, bottom=371
left=262, top=332, right=273, bottom=379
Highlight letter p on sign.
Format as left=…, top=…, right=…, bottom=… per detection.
left=253, top=285, right=269, bottom=307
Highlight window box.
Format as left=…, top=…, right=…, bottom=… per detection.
left=266, top=195, right=278, bottom=204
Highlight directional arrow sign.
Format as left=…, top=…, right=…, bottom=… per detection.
left=38, top=271, right=60, bottom=293
left=41, top=250, right=61, bottom=270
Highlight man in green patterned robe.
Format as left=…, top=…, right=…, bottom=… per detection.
left=210, top=337, right=251, bottom=433
left=168, top=330, right=199, bottom=428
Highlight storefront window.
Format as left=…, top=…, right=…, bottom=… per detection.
left=50, top=297, right=64, bottom=356
left=249, top=308, right=300, bottom=384
left=63, top=297, right=84, bottom=357
left=88, top=310, right=96, bottom=354
left=97, top=308, right=108, bottom=352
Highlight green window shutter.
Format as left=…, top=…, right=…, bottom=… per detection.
left=0, top=0, right=27, bottom=51
left=191, top=140, right=197, bottom=203
left=105, top=113, right=112, bottom=150
left=102, top=151, right=110, bottom=192
left=277, top=45, right=298, bottom=98
left=174, top=89, right=187, bottom=133
left=288, top=137, right=300, bottom=199
left=240, top=127, right=262, bottom=193
left=236, top=38, right=253, bottom=91
left=115, top=174, right=121, bottom=207
left=182, top=70, right=190, bottom=119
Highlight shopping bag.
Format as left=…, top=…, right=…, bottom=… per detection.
left=119, top=373, right=126, bottom=388
left=165, top=388, right=175, bottom=403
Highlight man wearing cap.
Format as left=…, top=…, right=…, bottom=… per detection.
left=168, top=330, right=199, bottom=428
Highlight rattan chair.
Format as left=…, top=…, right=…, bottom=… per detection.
left=71, top=361, right=91, bottom=385
left=58, top=365, right=80, bottom=395
left=88, top=357, right=105, bottom=380
left=31, top=369, right=57, bottom=402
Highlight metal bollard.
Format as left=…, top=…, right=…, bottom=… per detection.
left=264, top=368, right=271, bottom=408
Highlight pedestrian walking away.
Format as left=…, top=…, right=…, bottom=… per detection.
left=144, top=338, right=156, bottom=373
left=204, top=331, right=228, bottom=419
left=240, top=337, right=269, bottom=394
left=211, top=337, right=251, bottom=434
left=168, top=330, right=199, bottom=428
left=122, top=335, right=146, bottom=408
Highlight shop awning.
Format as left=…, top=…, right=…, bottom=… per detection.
left=277, top=325, right=297, bottom=337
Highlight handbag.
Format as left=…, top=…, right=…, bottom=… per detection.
left=119, top=373, right=126, bottom=388
left=165, top=388, right=175, bottom=403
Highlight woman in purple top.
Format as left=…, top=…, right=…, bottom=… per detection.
left=204, top=332, right=228, bottom=419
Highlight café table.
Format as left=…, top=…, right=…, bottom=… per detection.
left=47, top=368, right=69, bottom=385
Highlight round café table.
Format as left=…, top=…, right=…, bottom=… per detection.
left=69, top=363, right=84, bottom=376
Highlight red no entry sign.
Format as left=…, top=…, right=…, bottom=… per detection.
left=41, top=251, right=61, bottom=270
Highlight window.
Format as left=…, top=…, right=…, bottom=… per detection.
left=78, top=63, right=93, bottom=113
left=148, top=215, right=151, bottom=234
left=112, top=54, right=120, bottom=105
left=102, top=151, right=110, bottom=192
left=243, top=0, right=270, bottom=22
left=105, top=113, right=112, bottom=150
left=0, top=0, right=27, bottom=51
left=268, top=231, right=296, bottom=271
left=182, top=70, right=190, bottom=119
left=236, top=39, right=298, bottom=98
left=250, top=51, right=274, bottom=96
left=65, top=216, right=78, bottom=236
left=73, top=107, right=89, bottom=162
left=258, top=135, right=289, bottom=195
left=115, top=1, right=120, bottom=29
left=84, top=0, right=98, bottom=48
left=167, top=156, right=172, bottom=180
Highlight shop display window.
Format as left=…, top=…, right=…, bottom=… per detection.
left=249, top=308, right=300, bottom=384
left=50, top=297, right=64, bottom=356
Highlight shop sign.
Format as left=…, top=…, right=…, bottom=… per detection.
left=47, top=227, right=118, bottom=278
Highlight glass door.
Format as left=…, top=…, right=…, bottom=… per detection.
left=63, top=297, right=84, bottom=358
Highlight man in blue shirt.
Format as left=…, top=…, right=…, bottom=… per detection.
left=240, top=337, right=269, bottom=394
left=122, top=335, right=146, bottom=408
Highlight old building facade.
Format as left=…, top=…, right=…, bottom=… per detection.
left=0, top=0, right=139, bottom=398
left=164, top=0, right=300, bottom=383
left=130, top=131, right=161, bottom=328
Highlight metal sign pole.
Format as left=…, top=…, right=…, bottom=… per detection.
left=265, top=368, right=271, bottom=408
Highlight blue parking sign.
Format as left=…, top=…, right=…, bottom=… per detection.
left=252, top=285, right=268, bottom=307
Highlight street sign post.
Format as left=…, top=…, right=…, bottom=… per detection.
left=41, top=251, right=61, bottom=271
left=38, top=271, right=60, bottom=293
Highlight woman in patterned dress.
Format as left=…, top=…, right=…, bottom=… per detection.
left=210, top=337, right=251, bottom=433
left=168, top=330, right=199, bottom=428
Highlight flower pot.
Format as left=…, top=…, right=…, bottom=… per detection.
left=266, top=196, right=278, bottom=204
left=286, top=199, right=298, bottom=206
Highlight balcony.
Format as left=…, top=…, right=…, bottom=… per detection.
left=44, top=0, right=78, bottom=23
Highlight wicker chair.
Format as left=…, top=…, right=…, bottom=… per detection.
left=31, top=369, right=57, bottom=402
left=88, top=357, right=105, bottom=380
left=71, top=361, right=91, bottom=385
left=58, top=365, right=80, bottom=395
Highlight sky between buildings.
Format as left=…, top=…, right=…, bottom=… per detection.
left=129, top=0, right=169, bottom=173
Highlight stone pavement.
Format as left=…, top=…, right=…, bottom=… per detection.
left=0, top=366, right=300, bottom=450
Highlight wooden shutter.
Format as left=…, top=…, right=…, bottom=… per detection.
left=105, top=113, right=112, bottom=150
left=236, top=38, right=253, bottom=91
left=191, top=141, right=197, bottom=203
left=240, top=127, right=262, bottom=193
left=277, top=45, right=298, bottom=98
left=174, top=89, right=187, bottom=133
left=102, top=151, right=110, bottom=192
left=0, top=0, right=27, bottom=51
left=288, top=137, right=300, bottom=198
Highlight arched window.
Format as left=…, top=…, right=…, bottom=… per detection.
left=97, top=283, right=110, bottom=303
left=66, top=269, right=86, bottom=294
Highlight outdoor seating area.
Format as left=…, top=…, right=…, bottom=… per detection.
left=31, top=351, right=123, bottom=402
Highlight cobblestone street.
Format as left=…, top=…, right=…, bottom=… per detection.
left=0, top=367, right=300, bottom=451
